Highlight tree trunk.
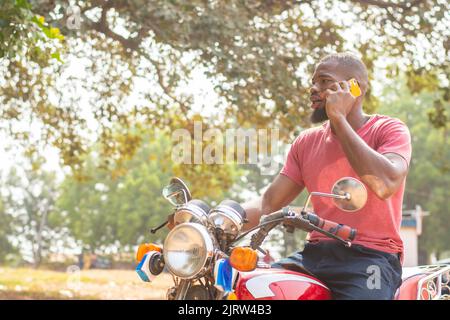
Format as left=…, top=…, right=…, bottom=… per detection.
left=33, top=208, right=49, bottom=268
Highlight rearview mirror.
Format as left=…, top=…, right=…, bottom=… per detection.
left=331, top=177, right=367, bottom=212
left=162, top=177, right=192, bottom=206
left=302, top=177, right=368, bottom=213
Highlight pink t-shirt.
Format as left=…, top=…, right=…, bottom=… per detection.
left=280, top=115, right=412, bottom=262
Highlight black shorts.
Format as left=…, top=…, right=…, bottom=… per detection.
left=272, top=240, right=402, bottom=300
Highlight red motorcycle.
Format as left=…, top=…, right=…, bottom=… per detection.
left=135, top=177, right=450, bottom=300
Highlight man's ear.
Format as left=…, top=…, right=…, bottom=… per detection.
left=359, top=79, right=369, bottom=96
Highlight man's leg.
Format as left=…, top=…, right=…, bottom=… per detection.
left=307, top=242, right=403, bottom=300
left=271, top=244, right=324, bottom=277
left=271, top=241, right=402, bottom=300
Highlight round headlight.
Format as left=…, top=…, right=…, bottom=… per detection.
left=174, top=199, right=210, bottom=225
left=208, top=200, right=246, bottom=239
left=163, top=223, right=214, bottom=279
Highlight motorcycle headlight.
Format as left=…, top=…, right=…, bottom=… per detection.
left=208, top=200, right=246, bottom=240
left=174, top=199, right=211, bottom=225
left=163, top=223, right=214, bottom=279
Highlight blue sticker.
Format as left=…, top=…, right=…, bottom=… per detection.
left=135, top=253, right=150, bottom=282
left=216, top=258, right=233, bottom=292
left=136, top=269, right=150, bottom=282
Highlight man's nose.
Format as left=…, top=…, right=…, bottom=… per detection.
left=310, top=84, right=319, bottom=95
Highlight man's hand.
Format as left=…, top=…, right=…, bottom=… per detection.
left=324, top=81, right=355, bottom=122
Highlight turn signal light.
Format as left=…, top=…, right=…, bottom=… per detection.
left=136, top=243, right=162, bottom=263
left=229, top=247, right=257, bottom=272
left=227, top=292, right=238, bottom=300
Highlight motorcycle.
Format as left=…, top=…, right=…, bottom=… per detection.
left=135, top=177, right=450, bottom=300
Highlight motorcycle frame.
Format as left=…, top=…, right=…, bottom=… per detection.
left=416, top=264, right=450, bottom=300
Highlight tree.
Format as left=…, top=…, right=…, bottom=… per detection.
left=0, top=0, right=64, bottom=59
left=0, top=0, right=447, bottom=178
left=0, top=199, right=17, bottom=263
left=55, top=130, right=242, bottom=253
left=1, top=160, right=59, bottom=267
left=377, top=76, right=449, bottom=261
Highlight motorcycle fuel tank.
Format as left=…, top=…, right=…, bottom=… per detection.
left=235, top=268, right=331, bottom=300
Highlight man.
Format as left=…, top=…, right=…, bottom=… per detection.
left=241, top=52, right=412, bottom=299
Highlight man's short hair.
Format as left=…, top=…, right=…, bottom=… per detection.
left=319, top=52, right=369, bottom=93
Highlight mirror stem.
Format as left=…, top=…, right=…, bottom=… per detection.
left=302, top=192, right=350, bottom=213
left=311, top=192, right=350, bottom=200
left=150, top=220, right=168, bottom=234
left=302, top=194, right=313, bottom=213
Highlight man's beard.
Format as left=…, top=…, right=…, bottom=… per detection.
left=310, top=106, right=328, bottom=123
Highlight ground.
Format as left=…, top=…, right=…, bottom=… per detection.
left=0, top=267, right=173, bottom=300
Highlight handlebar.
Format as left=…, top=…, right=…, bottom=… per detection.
left=303, top=212, right=356, bottom=241
left=282, top=206, right=356, bottom=241
left=249, top=207, right=357, bottom=250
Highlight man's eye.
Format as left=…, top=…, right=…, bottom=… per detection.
left=312, top=79, right=332, bottom=86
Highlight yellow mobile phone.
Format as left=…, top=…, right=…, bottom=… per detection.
left=348, top=78, right=361, bottom=98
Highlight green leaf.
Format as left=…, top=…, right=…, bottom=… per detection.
left=15, top=0, right=31, bottom=10
left=51, top=52, right=63, bottom=63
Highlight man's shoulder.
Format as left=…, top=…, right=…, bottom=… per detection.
left=294, top=123, right=328, bottom=142
left=371, top=114, right=409, bottom=129
left=368, top=114, right=411, bottom=142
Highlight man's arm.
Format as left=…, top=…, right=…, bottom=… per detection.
left=241, top=174, right=304, bottom=231
left=325, top=81, right=409, bottom=200
left=331, top=117, right=408, bottom=200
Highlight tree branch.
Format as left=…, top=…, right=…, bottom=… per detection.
left=138, top=49, right=190, bottom=114
left=79, top=0, right=149, bottom=51
left=350, top=0, right=424, bottom=10
left=81, top=15, right=143, bottom=50
left=79, top=3, right=190, bottom=114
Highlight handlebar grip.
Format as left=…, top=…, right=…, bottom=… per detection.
left=304, top=212, right=356, bottom=241
left=260, top=209, right=287, bottom=223
left=250, top=210, right=287, bottom=250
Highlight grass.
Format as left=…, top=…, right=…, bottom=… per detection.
left=0, top=267, right=173, bottom=300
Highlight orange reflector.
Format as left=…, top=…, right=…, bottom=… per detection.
left=136, top=243, right=162, bottom=263
left=229, top=247, right=258, bottom=272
